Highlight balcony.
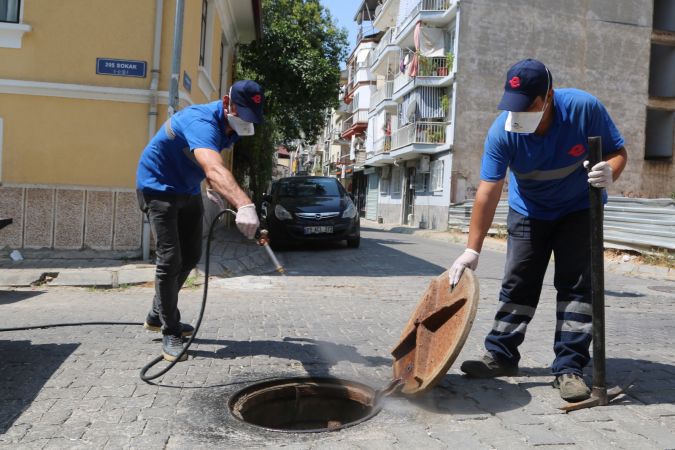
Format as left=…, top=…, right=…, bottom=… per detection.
left=368, top=27, right=398, bottom=73
left=341, top=109, right=369, bottom=139
left=397, top=0, right=455, bottom=39
left=369, top=80, right=395, bottom=112
left=392, top=121, right=447, bottom=150
left=392, top=54, right=454, bottom=99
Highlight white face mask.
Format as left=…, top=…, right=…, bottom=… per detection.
left=227, top=113, right=254, bottom=136
left=505, top=105, right=546, bottom=134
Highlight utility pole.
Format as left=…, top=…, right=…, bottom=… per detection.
left=168, top=0, right=185, bottom=116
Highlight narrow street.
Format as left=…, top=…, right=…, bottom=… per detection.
left=2, top=227, right=675, bottom=448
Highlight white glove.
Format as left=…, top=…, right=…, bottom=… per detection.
left=448, top=249, right=480, bottom=288
left=206, top=189, right=225, bottom=210
left=584, top=160, right=613, bottom=188
left=235, top=204, right=259, bottom=239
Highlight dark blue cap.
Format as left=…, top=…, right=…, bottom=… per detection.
left=497, top=59, right=552, bottom=111
left=230, top=80, right=264, bottom=124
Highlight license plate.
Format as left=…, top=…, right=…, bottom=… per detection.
left=304, top=226, right=333, bottom=235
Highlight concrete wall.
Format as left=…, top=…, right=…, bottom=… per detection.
left=453, top=0, right=673, bottom=200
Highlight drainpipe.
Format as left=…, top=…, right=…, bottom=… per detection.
left=168, top=0, right=185, bottom=116
left=143, top=0, right=164, bottom=262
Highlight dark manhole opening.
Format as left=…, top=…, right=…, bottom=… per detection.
left=228, top=377, right=381, bottom=433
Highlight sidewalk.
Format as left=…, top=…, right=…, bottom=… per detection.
left=0, top=226, right=277, bottom=288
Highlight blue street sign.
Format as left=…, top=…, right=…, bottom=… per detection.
left=183, top=71, right=192, bottom=93
left=96, top=58, right=147, bottom=78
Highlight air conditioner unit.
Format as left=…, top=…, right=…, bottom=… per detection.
left=418, top=155, right=431, bottom=173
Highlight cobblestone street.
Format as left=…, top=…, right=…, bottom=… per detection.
left=1, top=227, right=675, bottom=449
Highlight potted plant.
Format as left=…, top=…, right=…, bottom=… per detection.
left=445, top=51, right=454, bottom=73
left=440, top=94, right=449, bottom=117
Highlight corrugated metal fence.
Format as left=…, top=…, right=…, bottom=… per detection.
left=448, top=197, right=675, bottom=253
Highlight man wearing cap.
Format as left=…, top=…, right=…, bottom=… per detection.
left=136, top=80, right=265, bottom=362
left=449, top=59, right=627, bottom=402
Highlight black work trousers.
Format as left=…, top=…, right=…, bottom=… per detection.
left=137, top=190, right=203, bottom=336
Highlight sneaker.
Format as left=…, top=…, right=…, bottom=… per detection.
left=144, top=320, right=194, bottom=337
left=553, top=374, right=591, bottom=402
left=460, top=353, right=519, bottom=378
left=162, top=334, right=187, bottom=362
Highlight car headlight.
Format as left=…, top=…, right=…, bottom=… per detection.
left=342, top=201, right=357, bottom=219
left=275, top=204, right=293, bottom=220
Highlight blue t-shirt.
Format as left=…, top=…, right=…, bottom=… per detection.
left=136, top=100, right=240, bottom=195
left=481, top=88, right=624, bottom=220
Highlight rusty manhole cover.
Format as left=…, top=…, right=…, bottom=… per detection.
left=228, top=377, right=381, bottom=432
left=391, top=268, right=479, bottom=395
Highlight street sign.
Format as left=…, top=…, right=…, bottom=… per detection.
left=96, top=58, right=147, bottom=78
left=183, top=71, right=192, bottom=93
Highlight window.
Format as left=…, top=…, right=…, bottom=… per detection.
left=218, top=34, right=227, bottom=98
left=430, top=159, right=444, bottom=191
left=414, top=172, right=428, bottom=192
left=391, top=166, right=402, bottom=195
left=0, top=0, right=20, bottom=23
left=199, top=0, right=208, bottom=66
left=645, top=109, right=674, bottom=160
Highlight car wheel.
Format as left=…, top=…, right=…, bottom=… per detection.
left=346, top=237, right=360, bottom=248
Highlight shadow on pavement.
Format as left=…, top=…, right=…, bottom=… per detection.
left=405, top=374, right=532, bottom=415
left=191, top=336, right=392, bottom=375
left=271, top=236, right=447, bottom=277
left=0, top=339, right=78, bottom=433
left=0, top=290, right=45, bottom=305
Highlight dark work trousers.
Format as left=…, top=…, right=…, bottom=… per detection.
left=137, top=190, right=203, bottom=336
left=485, top=208, right=593, bottom=376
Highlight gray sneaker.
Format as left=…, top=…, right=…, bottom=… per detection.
left=460, top=353, right=519, bottom=378
left=162, top=334, right=187, bottom=362
left=553, top=374, right=591, bottom=402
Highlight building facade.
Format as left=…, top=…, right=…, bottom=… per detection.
left=0, top=0, right=261, bottom=254
left=334, top=0, right=674, bottom=230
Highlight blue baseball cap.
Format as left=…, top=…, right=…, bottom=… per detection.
left=230, top=80, right=264, bottom=124
left=497, top=59, right=552, bottom=111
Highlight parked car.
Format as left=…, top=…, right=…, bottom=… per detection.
left=260, top=176, right=360, bottom=248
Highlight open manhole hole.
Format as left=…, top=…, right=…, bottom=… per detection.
left=228, top=377, right=381, bottom=433
left=228, top=269, right=480, bottom=433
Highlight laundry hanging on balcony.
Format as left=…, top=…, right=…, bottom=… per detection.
left=419, top=27, right=445, bottom=57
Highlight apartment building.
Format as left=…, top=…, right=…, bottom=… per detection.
left=335, top=0, right=674, bottom=230
left=0, top=0, right=261, bottom=254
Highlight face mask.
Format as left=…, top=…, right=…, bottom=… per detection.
left=227, top=113, right=254, bottom=136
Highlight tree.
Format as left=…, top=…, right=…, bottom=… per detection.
left=234, top=0, right=348, bottom=203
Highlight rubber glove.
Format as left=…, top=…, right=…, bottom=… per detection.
left=206, top=189, right=225, bottom=210
left=235, top=204, right=259, bottom=239
left=584, top=160, right=613, bottom=189
left=448, top=249, right=480, bottom=289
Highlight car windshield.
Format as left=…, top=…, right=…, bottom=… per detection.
left=277, top=178, right=341, bottom=198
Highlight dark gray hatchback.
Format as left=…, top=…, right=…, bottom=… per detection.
left=260, top=176, right=360, bottom=248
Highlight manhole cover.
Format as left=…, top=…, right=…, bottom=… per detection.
left=648, top=285, right=675, bottom=294
left=228, top=377, right=381, bottom=433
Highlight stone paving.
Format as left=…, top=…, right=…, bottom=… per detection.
left=1, top=226, right=675, bottom=449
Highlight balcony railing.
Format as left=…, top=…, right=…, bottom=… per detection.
left=341, top=109, right=369, bottom=134
left=369, top=80, right=394, bottom=110
left=392, top=122, right=447, bottom=149
left=394, top=72, right=412, bottom=93
left=373, top=135, right=392, bottom=155
left=418, top=56, right=451, bottom=77
left=399, top=0, right=452, bottom=35
left=369, top=27, right=397, bottom=67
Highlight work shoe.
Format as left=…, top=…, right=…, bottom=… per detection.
left=143, top=320, right=194, bottom=337
left=553, top=374, right=591, bottom=402
left=162, top=334, right=187, bottom=362
left=460, top=353, right=519, bottom=378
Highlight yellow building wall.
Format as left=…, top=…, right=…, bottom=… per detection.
left=0, top=0, right=155, bottom=89
left=0, top=94, right=147, bottom=187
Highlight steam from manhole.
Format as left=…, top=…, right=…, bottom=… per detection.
left=228, top=377, right=381, bottom=433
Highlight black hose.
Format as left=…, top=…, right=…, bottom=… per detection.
left=0, top=322, right=141, bottom=332
left=139, top=208, right=232, bottom=383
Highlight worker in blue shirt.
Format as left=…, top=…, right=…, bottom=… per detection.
left=136, top=80, right=264, bottom=362
left=449, top=59, right=627, bottom=402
